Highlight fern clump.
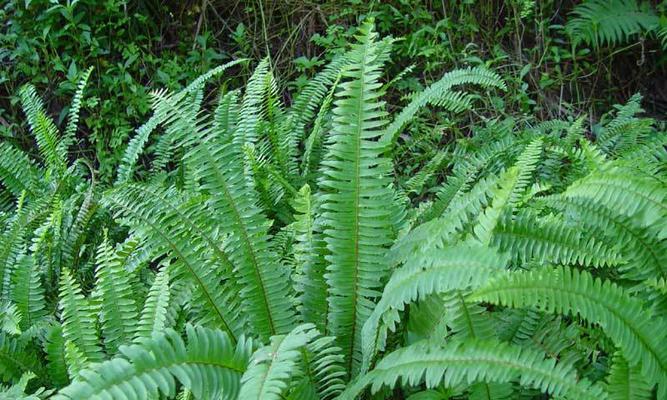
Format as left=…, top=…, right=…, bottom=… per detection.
left=1, top=17, right=666, bottom=400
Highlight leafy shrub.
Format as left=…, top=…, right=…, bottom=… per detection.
left=1, top=18, right=666, bottom=400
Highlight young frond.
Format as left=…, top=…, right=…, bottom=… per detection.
left=57, top=268, right=104, bottom=364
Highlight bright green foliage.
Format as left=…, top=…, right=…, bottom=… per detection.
left=470, top=266, right=667, bottom=391
left=1, top=17, right=666, bottom=400
left=342, top=339, right=607, bottom=400
left=51, top=325, right=254, bottom=400
left=318, top=20, right=396, bottom=375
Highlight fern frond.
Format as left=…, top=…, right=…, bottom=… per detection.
left=134, top=266, right=170, bottom=342
left=10, top=255, right=46, bottom=329
left=0, top=333, right=42, bottom=382
left=19, top=85, right=66, bottom=174
left=94, top=236, right=138, bottom=354
left=59, top=66, right=93, bottom=154
left=186, top=132, right=297, bottom=339
left=239, top=324, right=319, bottom=400
left=563, top=164, right=667, bottom=237
left=381, top=66, right=506, bottom=147
left=237, top=58, right=270, bottom=147
left=343, top=339, right=607, bottom=400
left=53, top=325, right=254, bottom=400
left=361, top=245, right=507, bottom=372
left=491, top=211, right=623, bottom=267
left=606, top=352, right=652, bottom=400
left=318, top=19, right=397, bottom=375
left=0, top=302, right=21, bottom=335
left=44, top=324, right=69, bottom=387
left=544, top=194, right=667, bottom=279
left=470, top=266, right=667, bottom=388
left=104, top=184, right=245, bottom=340
left=57, top=268, right=103, bottom=364
left=566, top=0, right=659, bottom=48
left=0, top=143, right=40, bottom=200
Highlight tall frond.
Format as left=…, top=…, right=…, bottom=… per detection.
left=318, top=19, right=396, bottom=375
left=19, top=85, right=66, bottom=174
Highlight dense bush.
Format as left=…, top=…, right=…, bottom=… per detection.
left=0, top=14, right=666, bottom=399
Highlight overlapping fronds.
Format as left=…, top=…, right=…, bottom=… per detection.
left=52, top=325, right=254, bottom=400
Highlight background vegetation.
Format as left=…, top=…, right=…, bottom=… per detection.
left=0, top=1, right=665, bottom=399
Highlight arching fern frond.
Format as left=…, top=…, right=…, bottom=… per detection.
left=470, top=266, right=667, bottom=389
left=52, top=325, right=255, bottom=400
left=361, top=245, right=507, bottom=372
left=381, top=66, right=506, bottom=148
left=343, top=339, right=607, bottom=400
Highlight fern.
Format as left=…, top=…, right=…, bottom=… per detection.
left=57, top=268, right=103, bottom=364
left=318, top=19, right=397, bottom=375
left=470, top=266, right=667, bottom=388
left=566, top=0, right=660, bottom=48
left=134, top=266, right=170, bottom=342
left=343, top=339, right=606, bottom=400
left=52, top=325, right=254, bottom=400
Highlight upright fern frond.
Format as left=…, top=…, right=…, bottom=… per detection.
left=19, top=85, right=66, bottom=174
left=186, top=132, right=297, bottom=340
left=134, top=267, right=171, bottom=342
left=57, top=268, right=103, bottom=364
left=94, top=237, right=138, bottom=354
left=318, top=19, right=397, bottom=375
left=10, top=255, right=46, bottom=330
left=59, top=67, right=93, bottom=154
